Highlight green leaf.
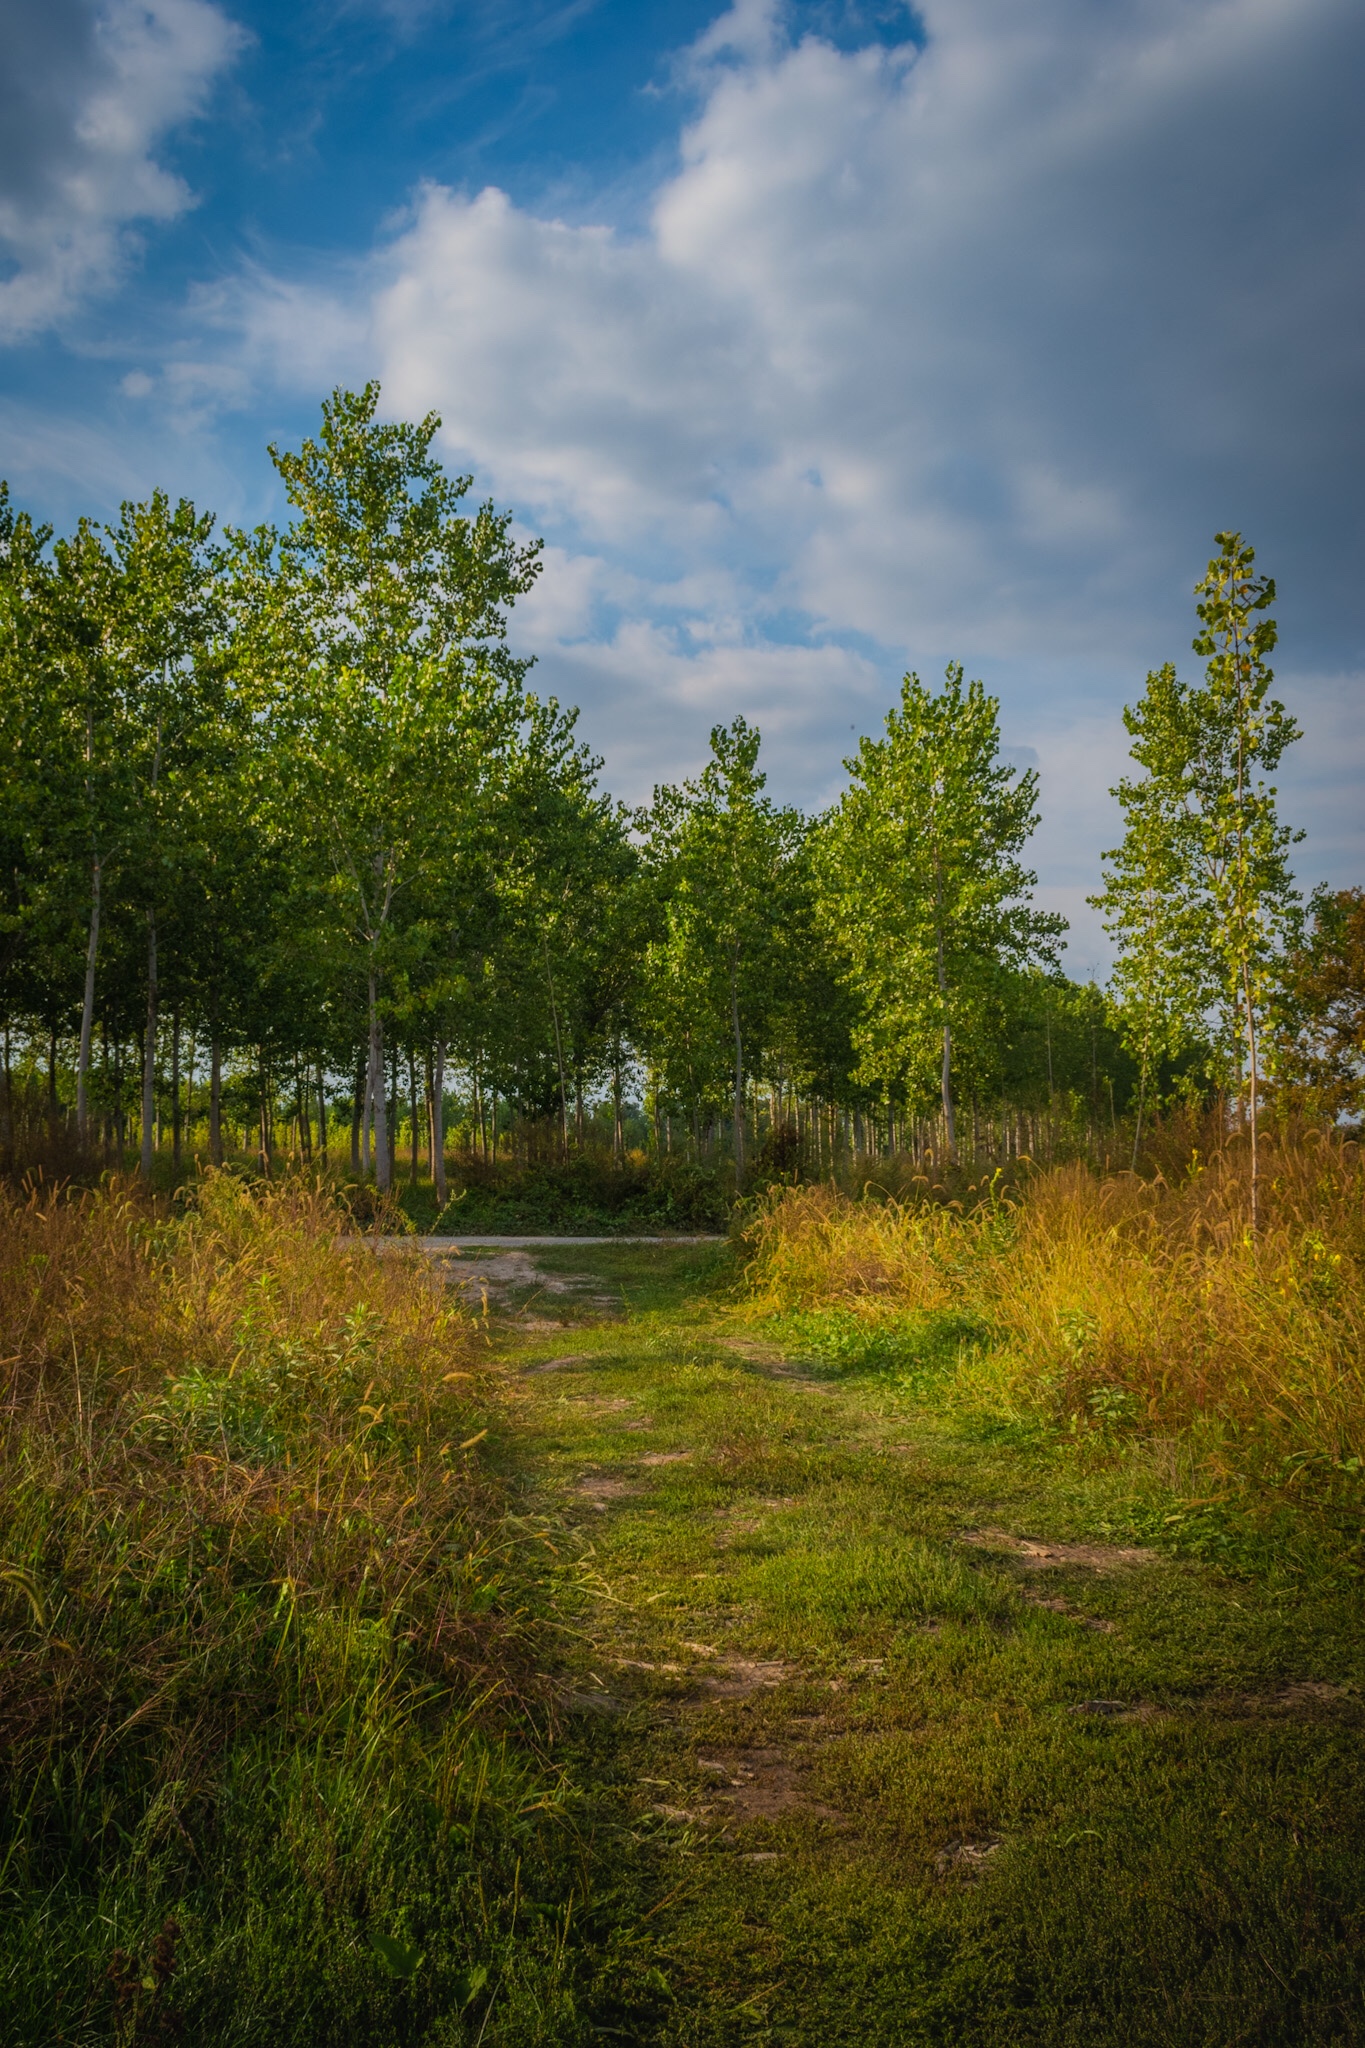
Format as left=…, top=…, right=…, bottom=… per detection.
left=369, top=1930, right=423, bottom=1979
left=453, top=1962, right=489, bottom=2007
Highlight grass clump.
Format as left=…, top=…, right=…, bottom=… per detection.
left=0, top=1174, right=587, bottom=2045
left=743, top=1131, right=1365, bottom=1532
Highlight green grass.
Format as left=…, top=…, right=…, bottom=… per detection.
left=6, top=1203, right=1364, bottom=2043
left=485, top=1247, right=1365, bottom=2046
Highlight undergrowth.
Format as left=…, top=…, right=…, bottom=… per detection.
left=742, top=1129, right=1365, bottom=1542
left=430, top=1155, right=728, bottom=1235
left=0, top=1174, right=599, bottom=2045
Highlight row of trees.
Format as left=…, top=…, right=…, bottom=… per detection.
left=1, top=389, right=1356, bottom=1197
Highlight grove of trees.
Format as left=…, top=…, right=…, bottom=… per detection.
left=1, top=394, right=1355, bottom=1194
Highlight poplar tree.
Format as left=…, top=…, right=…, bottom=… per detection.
left=819, top=665, right=1062, bottom=1161
left=255, top=384, right=541, bottom=1188
left=1097, top=535, right=1301, bottom=1223
left=642, top=720, right=800, bottom=1191
left=1090, top=666, right=1212, bottom=1164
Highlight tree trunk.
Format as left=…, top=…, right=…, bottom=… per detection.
left=1131, top=1071, right=1146, bottom=1174
left=258, top=1051, right=271, bottom=1174
left=316, top=1062, right=328, bottom=1165
left=210, top=1036, right=223, bottom=1166
left=351, top=1048, right=364, bottom=1172
left=368, top=971, right=389, bottom=1189
left=171, top=1010, right=182, bottom=1170
left=730, top=939, right=745, bottom=1194
left=1242, top=960, right=1260, bottom=1233
left=542, top=937, right=569, bottom=1159
left=612, top=1037, right=623, bottom=1162
left=409, top=1045, right=419, bottom=1183
left=76, top=853, right=101, bottom=1144
left=432, top=1041, right=447, bottom=1205
left=139, top=911, right=158, bottom=1178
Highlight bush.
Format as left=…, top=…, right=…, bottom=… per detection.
left=433, top=1153, right=728, bottom=1235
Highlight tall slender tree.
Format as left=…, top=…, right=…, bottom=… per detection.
left=251, top=384, right=540, bottom=1188
left=1097, top=536, right=1301, bottom=1222
left=819, top=665, right=1062, bottom=1161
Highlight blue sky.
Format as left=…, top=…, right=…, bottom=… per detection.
left=3, top=0, right=1363, bottom=970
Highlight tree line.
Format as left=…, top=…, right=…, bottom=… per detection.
left=1, top=388, right=1357, bottom=1198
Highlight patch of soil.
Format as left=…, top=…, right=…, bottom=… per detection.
left=961, top=1528, right=1157, bottom=1571
left=575, top=1472, right=644, bottom=1508
left=527, top=1352, right=595, bottom=1372
left=1025, top=1593, right=1117, bottom=1632
left=622, top=1416, right=656, bottom=1431
left=696, top=1657, right=794, bottom=1697
left=693, top=1747, right=842, bottom=1823
left=639, top=1449, right=693, bottom=1466
left=715, top=1336, right=838, bottom=1394
left=934, top=1837, right=1001, bottom=1876
left=1217, top=1681, right=1358, bottom=1720
left=1068, top=1698, right=1162, bottom=1721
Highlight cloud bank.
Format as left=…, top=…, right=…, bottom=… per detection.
left=18, top=0, right=1365, bottom=958
left=0, top=0, right=243, bottom=340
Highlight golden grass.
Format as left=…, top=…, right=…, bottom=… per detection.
left=743, top=1130, right=1365, bottom=1508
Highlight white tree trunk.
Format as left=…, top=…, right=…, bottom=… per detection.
left=76, top=852, right=101, bottom=1143
left=369, top=971, right=389, bottom=1190
left=139, top=911, right=157, bottom=1178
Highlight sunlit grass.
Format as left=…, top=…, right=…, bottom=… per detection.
left=741, top=1130, right=1365, bottom=1528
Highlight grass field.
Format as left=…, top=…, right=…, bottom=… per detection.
left=491, top=1237, right=1365, bottom=2046
left=4, top=1179, right=1364, bottom=2042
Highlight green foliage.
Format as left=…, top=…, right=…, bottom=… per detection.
left=433, top=1155, right=728, bottom=1234
left=1094, top=536, right=1303, bottom=1175
left=818, top=665, right=1065, bottom=1150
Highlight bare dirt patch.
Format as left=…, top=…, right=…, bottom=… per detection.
left=693, top=1746, right=842, bottom=1823
left=433, top=1250, right=622, bottom=1317
left=1068, top=1698, right=1164, bottom=1722
left=961, top=1528, right=1157, bottom=1571
left=639, top=1449, right=693, bottom=1467
left=935, top=1837, right=1001, bottom=1877
left=526, top=1352, right=595, bottom=1372
left=1215, top=1681, right=1359, bottom=1721
left=696, top=1656, right=795, bottom=1698
left=715, top=1336, right=838, bottom=1393
left=575, top=1473, right=644, bottom=1508
left=1025, top=1593, right=1117, bottom=1632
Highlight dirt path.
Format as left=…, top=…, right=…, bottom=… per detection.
left=454, top=1241, right=1365, bottom=2044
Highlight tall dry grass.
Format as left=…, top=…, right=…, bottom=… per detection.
left=0, top=1173, right=570, bottom=2043
left=744, top=1130, right=1365, bottom=1513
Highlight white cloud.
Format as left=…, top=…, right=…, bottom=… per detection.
left=0, top=0, right=244, bottom=340
left=114, top=0, right=1365, bottom=946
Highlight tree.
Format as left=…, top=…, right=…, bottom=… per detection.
left=1095, top=535, right=1301, bottom=1221
left=1090, top=667, right=1214, bottom=1164
left=252, top=384, right=541, bottom=1188
left=1279, top=887, right=1365, bottom=1125
left=818, top=665, right=1063, bottom=1162
left=641, top=719, right=801, bottom=1191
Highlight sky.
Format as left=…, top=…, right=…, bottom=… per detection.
left=2, top=0, right=1362, bottom=973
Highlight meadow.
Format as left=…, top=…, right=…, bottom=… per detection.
left=2, top=1133, right=1363, bottom=2044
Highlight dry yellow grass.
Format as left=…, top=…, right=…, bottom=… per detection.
left=743, top=1130, right=1365, bottom=1507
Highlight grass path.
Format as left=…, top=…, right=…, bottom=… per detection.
left=464, top=1241, right=1365, bottom=2047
